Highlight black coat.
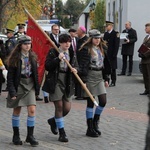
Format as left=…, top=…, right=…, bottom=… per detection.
left=44, top=48, right=74, bottom=96
left=49, top=33, right=59, bottom=48
left=78, top=46, right=111, bottom=83
left=121, top=28, right=137, bottom=55
left=103, top=30, right=120, bottom=69
left=7, top=57, right=40, bottom=98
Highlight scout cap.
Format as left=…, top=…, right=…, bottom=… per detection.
left=6, top=28, right=14, bottom=34
left=88, top=29, right=101, bottom=38
left=18, top=35, right=31, bottom=44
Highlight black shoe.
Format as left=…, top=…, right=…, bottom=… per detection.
left=26, top=135, right=39, bottom=147
left=117, top=73, right=125, bottom=76
left=139, top=91, right=149, bottom=95
left=36, top=96, right=43, bottom=101
left=47, top=118, right=58, bottom=135
left=44, top=96, right=49, bottom=103
left=58, top=128, right=68, bottom=142
left=12, top=135, right=23, bottom=145
left=127, top=73, right=132, bottom=76
left=109, top=83, right=116, bottom=87
left=2, top=88, right=8, bottom=92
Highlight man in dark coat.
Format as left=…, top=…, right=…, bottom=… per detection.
left=103, top=21, right=120, bottom=87
left=118, top=21, right=137, bottom=76
left=75, top=26, right=88, bottom=99
left=139, top=23, right=150, bottom=95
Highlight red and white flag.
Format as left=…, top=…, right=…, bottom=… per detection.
left=26, top=14, right=55, bottom=85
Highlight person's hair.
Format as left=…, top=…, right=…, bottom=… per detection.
left=51, top=24, right=60, bottom=30
left=79, top=37, right=107, bottom=56
left=6, top=43, right=37, bottom=67
left=145, top=23, right=150, bottom=27
left=59, top=34, right=71, bottom=43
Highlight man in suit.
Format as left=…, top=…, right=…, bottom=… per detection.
left=49, top=24, right=60, bottom=48
left=139, top=23, right=150, bottom=95
left=118, top=21, right=137, bottom=76
left=103, top=21, right=120, bottom=87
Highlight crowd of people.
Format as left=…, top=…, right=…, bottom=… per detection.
left=0, top=20, right=149, bottom=149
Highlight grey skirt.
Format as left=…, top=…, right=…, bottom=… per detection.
left=84, top=70, right=106, bottom=97
left=49, top=73, right=72, bottom=102
left=7, top=78, right=36, bottom=108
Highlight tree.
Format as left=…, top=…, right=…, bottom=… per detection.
left=90, top=0, right=106, bottom=32
left=64, top=0, right=85, bottom=25
left=0, top=0, right=43, bottom=32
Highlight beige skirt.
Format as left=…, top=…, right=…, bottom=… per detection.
left=84, top=70, right=106, bottom=97
left=7, top=78, right=36, bottom=108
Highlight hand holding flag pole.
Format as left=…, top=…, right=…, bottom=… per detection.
left=23, top=8, right=98, bottom=107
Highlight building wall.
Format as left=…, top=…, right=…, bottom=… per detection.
left=106, top=0, right=150, bottom=73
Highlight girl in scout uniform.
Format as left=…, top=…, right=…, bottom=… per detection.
left=45, top=34, right=77, bottom=142
left=6, top=35, right=40, bottom=146
left=78, top=29, right=110, bottom=137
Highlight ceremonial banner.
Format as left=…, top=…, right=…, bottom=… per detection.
left=26, top=15, right=54, bottom=85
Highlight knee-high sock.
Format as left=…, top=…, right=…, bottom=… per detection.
left=12, top=115, right=20, bottom=127
left=95, top=106, right=104, bottom=115
left=27, top=116, right=35, bottom=127
left=55, top=117, right=64, bottom=129
left=86, top=107, right=93, bottom=119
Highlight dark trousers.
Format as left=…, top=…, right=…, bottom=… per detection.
left=111, top=69, right=116, bottom=84
left=122, top=55, right=133, bottom=73
left=142, top=64, right=150, bottom=93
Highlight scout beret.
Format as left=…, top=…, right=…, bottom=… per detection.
left=79, top=26, right=86, bottom=33
left=18, top=35, right=31, bottom=44
left=88, top=29, right=101, bottom=38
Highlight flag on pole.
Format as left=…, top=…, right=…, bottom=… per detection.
left=26, top=15, right=54, bottom=85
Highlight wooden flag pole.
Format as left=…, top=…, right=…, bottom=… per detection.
left=23, top=8, right=98, bottom=106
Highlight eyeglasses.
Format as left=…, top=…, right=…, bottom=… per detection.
left=53, top=29, right=59, bottom=30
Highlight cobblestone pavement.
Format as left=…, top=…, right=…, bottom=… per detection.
left=0, top=73, right=149, bottom=150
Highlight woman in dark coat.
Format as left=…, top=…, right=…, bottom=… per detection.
left=45, top=34, right=77, bottom=142
left=6, top=35, right=40, bottom=146
left=78, top=29, right=111, bottom=137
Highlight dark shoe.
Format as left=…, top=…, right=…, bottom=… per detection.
left=26, top=135, right=39, bottom=146
left=26, top=126, right=39, bottom=147
left=36, top=96, right=43, bottom=101
left=47, top=118, right=58, bottom=135
left=127, top=72, right=132, bottom=76
left=2, top=88, right=8, bottom=92
left=109, top=83, right=116, bottom=87
left=139, top=91, right=149, bottom=95
left=44, top=96, right=49, bottom=103
left=13, top=135, right=23, bottom=145
left=86, top=118, right=99, bottom=137
left=12, top=127, right=22, bottom=145
left=58, top=128, right=68, bottom=142
left=93, top=114, right=101, bottom=136
left=117, top=72, right=125, bottom=76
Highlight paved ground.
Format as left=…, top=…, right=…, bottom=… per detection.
left=0, top=73, right=149, bottom=150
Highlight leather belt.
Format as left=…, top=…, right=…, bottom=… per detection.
left=59, top=70, right=67, bottom=73
left=21, top=74, right=32, bottom=78
left=89, top=67, right=103, bottom=71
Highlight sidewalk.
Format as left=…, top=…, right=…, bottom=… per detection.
left=0, top=73, right=148, bottom=150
